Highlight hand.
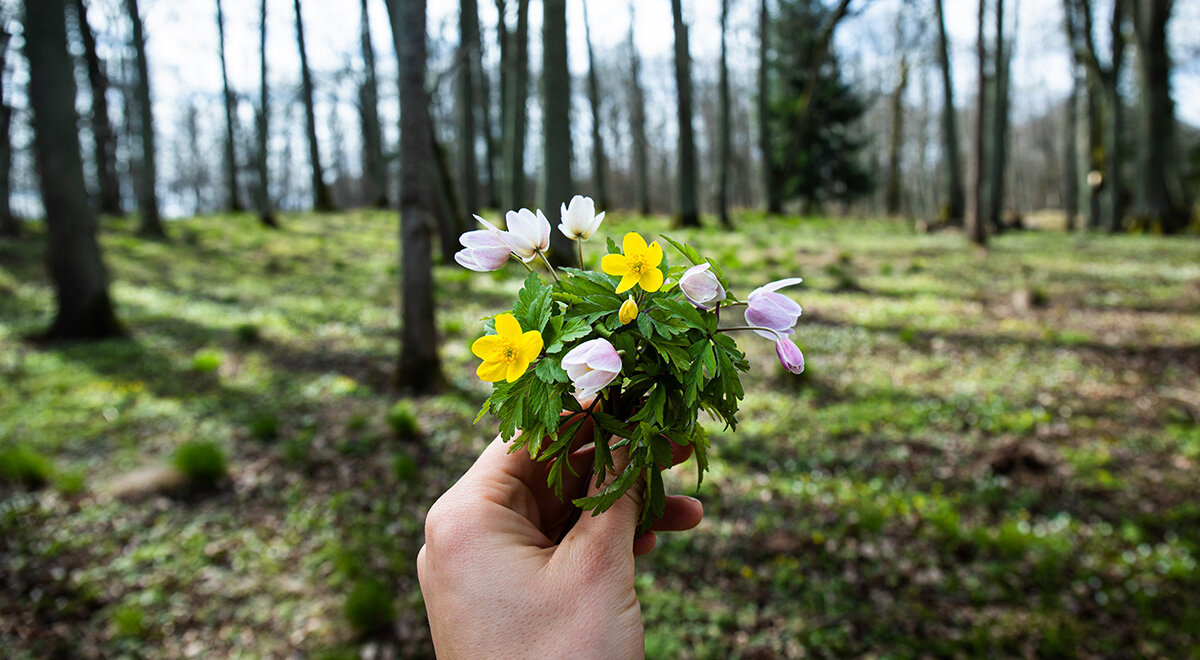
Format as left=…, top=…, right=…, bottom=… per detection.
left=416, top=414, right=704, bottom=659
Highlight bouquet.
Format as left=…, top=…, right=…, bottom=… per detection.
left=457, top=196, right=805, bottom=528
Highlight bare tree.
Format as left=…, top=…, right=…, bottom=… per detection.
left=933, top=0, right=964, bottom=222
left=0, top=20, right=16, bottom=236
left=671, top=0, right=700, bottom=227
left=359, top=0, right=388, bottom=208
left=627, top=0, right=650, bottom=215
left=582, top=0, right=608, bottom=211
left=72, top=0, right=123, bottom=217
left=25, top=0, right=123, bottom=338
left=501, top=0, right=529, bottom=210
left=541, top=0, right=577, bottom=265
left=758, top=0, right=781, bottom=214
left=985, top=0, right=1013, bottom=233
left=216, top=0, right=243, bottom=212
left=294, top=0, right=333, bottom=212
left=458, top=0, right=480, bottom=212
left=126, top=0, right=164, bottom=237
left=884, top=4, right=913, bottom=217
left=1132, top=0, right=1187, bottom=233
left=716, top=0, right=733, bottom=228
left=385, top=0, right=445, bottom=394
left=967, top=0, right=988, bottom=246
left=255, top=0, right=278, bottom=227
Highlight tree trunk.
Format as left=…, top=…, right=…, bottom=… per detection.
left=885, top=51, right=909, bottom=217
left=458, top=0, right=479, bottom=213
left=671, top=0, right=700, bottom=228
left=1063, top=63, right=1079, bottom=232
left=986, top=0, right=1010, bottom=233
left=627, top=1, right=650, bottom=216
left=1102, top=0, right=1126, bottom=233
left=470, top=0, right=498, bottom=209
left=0, top=24, right=16, bottom=237
left=25, top=0, right=123, bottom=339
left=126, top=0, right=163, bottom=237
left=758, top=0, right=781, bottom=214
left=967, top=0, right=988, bottom=246
left=496, top=0, right=510, bottom=205
left=503, top=0, right=529, bottom=210
left=385, top=0, right=445, bottom=395
left=359, top=0, right=389, bottom=209
left=582, top=0, right=608, bottom=211
left=933, top=0, right=965, bottom=223
left=716, top=0, right=733, bottom=228
left=216, top=0, right=243, bottom=213
left=294, top=0, right=333, bottom=212
left=255, top=0, right=278, bottom=227
left=430, top=106, right=465, bottom=264
left=73, top=0, right=123, bottom=217
left=541, top=0, right=577, bottom=265
left=1132, top=0, right=1186, bottom=233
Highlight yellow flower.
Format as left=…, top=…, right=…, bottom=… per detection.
left=471, top=313, right=543, bottom=383
left=619, top=296, right=638, bottom=324
left=601, top=232, right=665, bottom=294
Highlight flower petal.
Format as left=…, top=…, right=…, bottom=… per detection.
left=622, top=231, right=647, bottom=255
left=494, top=313, right=522, bottom=338
left=645, top=240, right=663, bottom=267
left=471, top=335, right=504, bottom=359
left=751, top=277, right=805, bottom=299
left=518, top=330, right=544, bottom=363
left=460, top=229, right=508, bottom=249
left=615, top=274, right=639, bottom=294
left=601, top=253, right=629, bottom=276
left=505, top=359, right=527, bottom=382
left=639, top=267, right=664, bottom=292
left=477, top=360, right=508, bottom=382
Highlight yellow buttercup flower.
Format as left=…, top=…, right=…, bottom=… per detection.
left=601, top=232, right=664, bottom=294
left=619, top=296, right=638, bottom=324
left=471, top=313, right=543, bottom=383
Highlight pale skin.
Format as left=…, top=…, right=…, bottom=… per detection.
left=416, top=415, right=704, bottom=659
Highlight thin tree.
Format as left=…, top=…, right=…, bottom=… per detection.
left=1132, top=0, right=1187, bottom=233
left=758, top=0, right=781, bottom=214
left=385, top=0, right=445, bottom=394
left=541, top=0, right=577, bottom=265
left=933, top=0, right=964, bottom=222
left=502, top=0, right=530, bottom=210
left=293, top=0, right=333, bottom=212
left=255, top=0, right=278, bottom=227
left=582, top=0, right=608, bottom=211
left=670, top=0, right=700, bottom=227
left=884, top=6, right=911, bottom=217
left=1063, top=49, right=1080, bottom=232
left=985, top=0, right=1012, bottom=233
left=72, top=0, right=122, bottom=217
left=627, top=0, right=650, bottom=216
left=0, top=20, right=16, bottom=237
left=716, top=0, right=733, bottom=228
left=458, top=0, right=480, bottom=213
left=359, top=0, right=388, bottom=208
left=126, top=0, right=164, bottom=237
left=25, top=0, right=123, bottom=339
left=215, top=0, right=243, bottom=212
left=473, top=5, right=499, bottom=208
left=967, top=0, right=988, bottom=246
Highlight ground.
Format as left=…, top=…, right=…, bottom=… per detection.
left=1, top=211, right=1198, bottom=658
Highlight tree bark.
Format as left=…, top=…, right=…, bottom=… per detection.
left=885, top=50, right=909, bottom=217
left=967, top=0, right=988, bottom=246
left=627, top=1, right=650, bottom=216
left=474, top=7, right=498, bottom=209
left=541, top=0, right=577, bottom=265
left=386, top=0, right=445, bottom=395
left=716, top=0, right=733, bottom=228
left=458, top=0, right=479, bottom=213
left=25, top=0, right=123, bottom=339
left=216, top=0, right=243, bottom=213
left=933, top=0, right=964, bottom=222
left=126, top=0, right=163, bottom=237
left=359, top=0, right=389, bottom=208
left=503, top=0, right=529, bottom=210
left=72, top=0, right=123, bottom=217
left=0, top=24, right=16, bottom=236
left=986, top=0, right=1010, bottom=233
left=671, top=0, right=700, bottom=227
left=255, top=0, right=278, bottom=227
left=294, top=0, right=333, bottom=212
left=582, top=0, right=608, bottom=211
left=1132, top=0, right=1186, bottom=233
left=758, top=0, right=781, bottom=214
left=1063, top=62, right=1079, bottom=232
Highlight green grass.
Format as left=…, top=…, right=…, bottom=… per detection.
left=2, top=210, right=1199, bottom=657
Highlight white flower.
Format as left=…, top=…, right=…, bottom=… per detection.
left=561, top=338, right=621, bottom=399
left=558, top=195, right=605, bottom=240
left=678, top=263, right=726, bottom=310
left=500, top=208, right=551, bottom=262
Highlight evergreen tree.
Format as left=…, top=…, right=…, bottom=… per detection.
left=768, top=0, right=870, bottom=209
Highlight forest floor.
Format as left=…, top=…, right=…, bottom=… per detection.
left=2, top=211, right=1199, bottom=658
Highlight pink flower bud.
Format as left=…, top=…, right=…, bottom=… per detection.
left=775, top=337, right=805, bottom=374
left=454, top=229, right=512, bottom=272
left=678, top=263, right=726, bottom=310
left=560, top=338, right=621, bottom=399
left=745, top=277, right=803, bottom=339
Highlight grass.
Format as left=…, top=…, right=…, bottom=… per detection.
left=2, top=210, right=1199, bottom=657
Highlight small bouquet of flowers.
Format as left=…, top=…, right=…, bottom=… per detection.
left=457, top=196, right=804, bottom=526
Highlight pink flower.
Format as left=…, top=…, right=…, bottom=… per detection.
left=775, top=337, right=805, bottom=374
left=561, top=338, right=621, bottom=399
left=454, top=229, right=512, bottom=272
left=678, top=263, right=726, bottom=310
left=745, top=277, right=803, bottom=339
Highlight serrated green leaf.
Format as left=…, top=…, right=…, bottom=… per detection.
left=535, top=358, right=569, bottom=384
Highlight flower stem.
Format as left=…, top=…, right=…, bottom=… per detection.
left=717, top=325, right=787, bottom=341
left=576, top=240, right=584, bottom=269
left=536, top=250, right=561, bottom=284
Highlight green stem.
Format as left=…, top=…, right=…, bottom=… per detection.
left=576, top=240, right=584, bottom=269
left=717, top=325, right=788, bottom=341
left=536, top=250, right=561, bottom=284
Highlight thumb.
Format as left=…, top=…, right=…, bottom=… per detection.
left=561, top=443, right=645, bottom=564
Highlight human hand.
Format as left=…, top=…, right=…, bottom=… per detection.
left=416, top=414, right=704, bottom=659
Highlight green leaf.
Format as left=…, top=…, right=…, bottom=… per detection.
left=659, top=234, right=705, bottom=267
left=513, top=271, right=554, bottom=333
left=535, top=358, right=569, bottom=384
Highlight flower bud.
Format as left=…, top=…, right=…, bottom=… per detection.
left=454, top=229, right=512, bottom=272
left=558, top=195, right=605, bottom=240
left=619, top=296, right=639, bottom=325
left=678, top=263, right=726, bottom=310
left=561, top=338, right=621, bottom=399
left=745, top=277, right=804, bottom=339
left=775, top=337, right=805, bottom=374
left=499, top=208, right=551, bottom=261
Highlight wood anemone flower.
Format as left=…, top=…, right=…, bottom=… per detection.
left=471, top=313, right=543, bottom=383
left=601, top=232, right=665, bottom=294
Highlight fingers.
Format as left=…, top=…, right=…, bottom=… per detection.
left=560, top=444, right=642, bottom=566
left=633, top=532, right=657, bottom=556
left=649, top=495, right=704, bottom=532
